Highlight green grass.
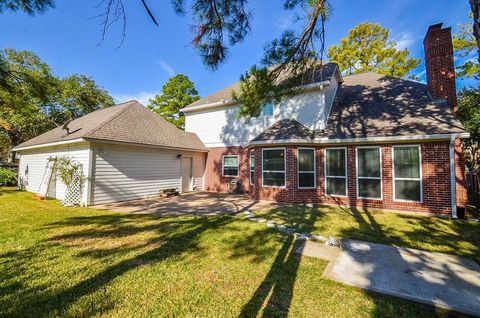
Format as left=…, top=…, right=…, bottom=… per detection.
left=0, top=188, right=478, bottom=317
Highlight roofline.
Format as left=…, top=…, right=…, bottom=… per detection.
left=246, top=133, right=470, bottom=147
left=13, top=138, right=87, bottom=151
left=181, top=80, right=330, bottom=113
left=83, top=138, right=208, bottom=152
left=13, top=137, right=208, bottom=153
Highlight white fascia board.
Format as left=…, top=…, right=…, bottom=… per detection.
left=85, top=138, right=209, bottom=153
left=12, top=138, right=86, bottom=151
left=246, top=133, right=471, bottom=147
left=181, top=81, right=329, bottom=114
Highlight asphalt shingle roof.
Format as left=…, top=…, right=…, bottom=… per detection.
left=249, top=72, right=467, bottom=144
left=14, top=101, right=207, bottom=151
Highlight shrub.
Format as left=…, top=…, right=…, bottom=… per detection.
left=0, top=168, right=17, bottom=186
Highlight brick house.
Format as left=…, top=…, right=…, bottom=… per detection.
left=181, top=23, right=470, bottom=217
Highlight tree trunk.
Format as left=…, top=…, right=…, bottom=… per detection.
left=470, top=0, right=480, bottom=64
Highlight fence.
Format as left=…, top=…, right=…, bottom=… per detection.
left=467, top=172, right=480, bottom=195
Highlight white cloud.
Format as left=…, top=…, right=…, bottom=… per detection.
left=157, top=60, right=175, bottom=76
left=392, top=31, right=417, bottom=50
left=113, top=91, right=157, bottom=106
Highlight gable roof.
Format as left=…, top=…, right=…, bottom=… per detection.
left=185, top=62, right=340, bottom=110
left=248, top=72, right=467, bottom=145
left=13, top=101, right=207, bottom=151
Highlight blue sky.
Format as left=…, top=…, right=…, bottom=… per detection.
left=0, top=0, right=473, bottom=104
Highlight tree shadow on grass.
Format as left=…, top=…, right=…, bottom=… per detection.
left=236, top=206, right=319, bottom=318
left=0, top=213, right=234, bottom=317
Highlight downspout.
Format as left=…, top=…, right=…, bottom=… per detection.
left=449, top=134, right=457, bottom=219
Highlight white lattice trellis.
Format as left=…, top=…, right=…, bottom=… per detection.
left=62, top=166, right=83, bottom=207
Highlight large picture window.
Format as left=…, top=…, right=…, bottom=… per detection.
left=356, top=147, right=382, bottom=199
left=298, top=148, right=315, bottom=188
left=250, top=151, right=255, bottom=185
left=262, top=148, right=286, bottom=187
left=222, top=155, right=239, bottom=177
left=325, top=148, right=347, bottom=196
left=393, top=146, right=422, bottom=202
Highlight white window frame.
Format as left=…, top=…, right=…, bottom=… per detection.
left=249, top=151, right=255, bottom=185
left=222, top=155, right=239, bottom=177
left=324, top=147, right=348, bottom=197
left=392, top=145, right=423, bottom=203
left=356, top=146, right=383, bottom=200
left=262, top=147, right=286, bottom=188
left=297, top=148, right=316, bottom=189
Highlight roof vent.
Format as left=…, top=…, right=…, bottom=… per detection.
left=62, top=120, right=72, bottom=135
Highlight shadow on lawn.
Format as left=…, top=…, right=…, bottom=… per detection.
left=0, top=213, right=235, bottom=317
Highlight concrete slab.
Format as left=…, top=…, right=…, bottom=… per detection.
left=323, top=240, right=480, bottom=316
left=296, top=241, right=341, bottom=261
left=92, top=192, right=277, bottom=216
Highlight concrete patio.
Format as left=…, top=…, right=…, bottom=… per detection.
left=92, top=191, right=277, bottom=216
left=318, top=240, right=480, bottom=316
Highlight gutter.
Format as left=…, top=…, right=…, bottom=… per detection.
left=180, top=81, right=330, bottom=114
left=12, top=138, right=86, bottom=151
left=449, top=134, right=458, bottom=219
left=246, top=132, right=471, bottom=147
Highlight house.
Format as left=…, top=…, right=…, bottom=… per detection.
left=14, top=23, right=469, bottom=217
left=13, top=102, right=207, bottom=205
left=180, top=23, right=469, bottom=217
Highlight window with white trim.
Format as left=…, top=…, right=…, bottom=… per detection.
left=250, top=151, right=255, bottom=185
left=356, top=147, right=382, bottom=199
left=262, top=148, right=285, bottom=187
left=325, top=148, right=347, bottom=196
left=298, top=148, right=315, bottom=188
left=393, top=146, right=422, bottom=202
left=222, top=155, right=239, bottom=177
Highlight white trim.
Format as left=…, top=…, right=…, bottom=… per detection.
left=356, top=146, right=383, bottom=200
left=324, top=147, right=348, bottom=197
left=262, top=147, right=286, bottom=188
left=249, top=151, right=255, bottom=186
left=86, top=143, right=94, bottom=206
left=297, top=148, right=316, bottom=189
left=449, top=135, right=457, bottom=218
left=222, top=155, right=239, bottom=177
left=246, top=133, right=471, bottom=147
left=13, top=138, right=86, bottom=151
left=392, top=145, right=423, bottom=203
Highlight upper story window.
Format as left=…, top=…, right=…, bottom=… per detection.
left=222, top=155, right=239, bottom=177
left=393, top=146, right=422, bottom=202
left=261, top=102, right=274, bottom=117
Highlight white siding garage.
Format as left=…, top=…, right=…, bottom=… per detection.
left=17, top=142, right=91, bottom=205
left=91, top=143, right=205, bottom=205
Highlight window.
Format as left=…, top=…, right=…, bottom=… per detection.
left=393, top=146, right=422, bottom=202
left=298, top=148, right=316, bottom=188
left=261, top=102, right=274, bottom=117
left=356, top=147, right=382, bottom=199
left=262, top=148, right=286, bottom=187
left=325, top=148, right=347, bottom=196
left=250, top=151, right=255, bottom=185
left=222, top=155, right=239, bottom=177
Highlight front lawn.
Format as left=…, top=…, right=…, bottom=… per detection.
left=1, top=188, right=478, bottom=317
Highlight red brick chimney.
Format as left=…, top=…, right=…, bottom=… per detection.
left=423, top=23, right=457, bottom=112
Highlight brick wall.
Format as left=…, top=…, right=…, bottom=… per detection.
left=423, top=24, right=457, bottom=111
left=204, top=141, right=468, bottom=215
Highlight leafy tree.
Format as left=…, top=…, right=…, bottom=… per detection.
left=148, top=74, right=200, bottom=129
left=0, top=0, right=53, bottom=15
left=328, top=22, right=420, bottom=78
left=0, top=49, right=113, bottom=160
left=457, top=86, right=480, bottom=173
left=469, top=0, right=480, bottom=64
left=453, top=13, right=480, bottom=79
